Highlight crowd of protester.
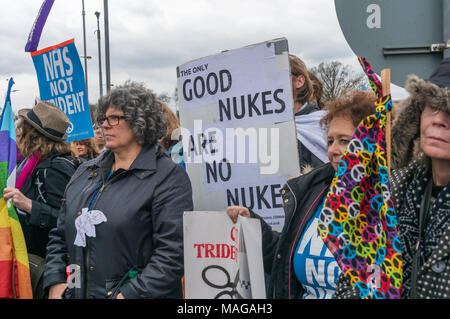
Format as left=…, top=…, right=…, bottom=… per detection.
left=3, top=55, right=449, bottom=299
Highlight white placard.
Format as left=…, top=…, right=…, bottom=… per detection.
left=183, top=211, right=265, bottom=299
left=177, top=38, right=300, bottom=231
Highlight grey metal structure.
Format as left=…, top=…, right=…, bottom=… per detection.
left=335, top=0, right=448, bottom=87
left=104, top=0, right=111, bottom=93
left=444, top=0, right=450, bottom=58
left=82, top=0, right=89, bottom=100
left=95, top=11, right=103, bottom=97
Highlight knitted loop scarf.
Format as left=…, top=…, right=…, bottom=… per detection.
left=396, top=165, right=450, bottom=297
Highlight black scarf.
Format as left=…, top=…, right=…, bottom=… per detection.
left=396, top=165, right=450, bottom=298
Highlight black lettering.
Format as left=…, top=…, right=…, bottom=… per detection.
left=261, top=91, right=273, bottom=115
left=218, top=159, right=231, bottom=182
left=219, top=98, right=231, bottom=121
left=271, top=184, right=283, bottom=208
left=233, top=96, right=245, bottom=119
left=241, top=187, right=255, bottom=209
left=273, top=88, right=286, bottom=113
left=219, top=69, right=232, bottom=92
left=199, top=133, right=208, bottom=150
left=194, top=76, right=205, bottom=99
left=256, top=185, right=271, bottom=209
left=183, top=69, right=232, bottom=102
left=207, top=131, right=218, bottom=154
left=248, top=93, right=261, bottom=117
left=205, top=162, right=217, bottom=184
left=183, top=79, right=192, bottom=101
left=227, top=188, right=239, bottom=206
left=206, top=72, right=219, bottom=95
left=189, top=135, right=196, bottom=153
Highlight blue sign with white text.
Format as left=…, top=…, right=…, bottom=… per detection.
left=31, top=38, right=93, bottom=142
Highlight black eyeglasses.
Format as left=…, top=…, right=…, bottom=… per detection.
left=97, top=115, right=127, bottom=126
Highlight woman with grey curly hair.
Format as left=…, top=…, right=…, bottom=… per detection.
left=95, top=80, right=167, bottom=146
left=44, top=81, right=193, bottom=299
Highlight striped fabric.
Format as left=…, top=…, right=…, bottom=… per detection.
left=0, top=78, right=33, bottom=299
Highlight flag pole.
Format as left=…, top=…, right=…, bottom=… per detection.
left=381, top=69, right=391, bottom=176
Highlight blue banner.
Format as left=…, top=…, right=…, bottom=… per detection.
left=31, top=39, right=94, bottom=142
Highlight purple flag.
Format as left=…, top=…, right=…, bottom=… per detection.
left=24, top=0, right=55, bottom=52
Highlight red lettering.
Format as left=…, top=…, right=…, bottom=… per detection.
left=221, top=244, right=230, bottom=258
left=194, top=243, right=205, bottom=258
left=193, top=242, right=238, bottom=260
left=231, top=245, right=238, bottom=261
left=205, top=244, right=215, bottom=258
left=230, top=227, right=238, bottom=243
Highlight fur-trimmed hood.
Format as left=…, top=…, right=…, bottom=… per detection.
left=391, top=58, right=450, bottom=169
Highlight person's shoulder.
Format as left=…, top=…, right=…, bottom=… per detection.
left=391, top=159, right=423, bottom=186
left=286, top=162, right=334, bottom=194
left=48, top=153, right=82, bottom=171
left=154, top=146, right=189, bottom=181
left=291, top=162, right=333, bottom=182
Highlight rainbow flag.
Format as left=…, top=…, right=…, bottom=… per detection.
left=0, top=78, right=33, bottom=299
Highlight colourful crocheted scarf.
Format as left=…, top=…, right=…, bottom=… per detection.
left=318, top=58, right=403, bottom=299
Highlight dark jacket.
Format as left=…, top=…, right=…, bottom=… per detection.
left=43, top=143, right=193, bottom=299
left=254, top=163, right=334, bottom=298
left=18, top=152, right=80, bottom=258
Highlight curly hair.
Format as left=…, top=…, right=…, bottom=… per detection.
left=95, top=81, right=167, bottom=146
left=320, top=90, right=377, bottom=130
left=16, top=118, right=72, bottom=159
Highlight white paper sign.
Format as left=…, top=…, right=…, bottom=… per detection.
left=183, top=211, right=266, bottom=299
left=177, top=38, right=300, bottom=231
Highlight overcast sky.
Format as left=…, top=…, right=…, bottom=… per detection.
left=0, top=0, right=408, bottom=113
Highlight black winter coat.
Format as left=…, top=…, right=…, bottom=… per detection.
left=43, top=144, right=193, bottom=299
left=18, top=153, right=80, bottom=258
left=254, top=163, right=334, bottom=298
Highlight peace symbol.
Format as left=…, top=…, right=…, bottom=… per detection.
left=351, top=164, right=366, bottom=182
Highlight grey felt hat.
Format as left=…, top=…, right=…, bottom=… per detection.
left=18, top=101, right=70, bottom=142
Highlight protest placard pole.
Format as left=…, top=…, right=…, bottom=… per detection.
left=381, top=69, right=391, bottom=176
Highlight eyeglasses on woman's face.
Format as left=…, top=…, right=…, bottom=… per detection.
left=97, top=115, right=127, bottom=127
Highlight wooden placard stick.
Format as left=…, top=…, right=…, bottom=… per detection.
left=381, top=69, right=391, bottom=176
